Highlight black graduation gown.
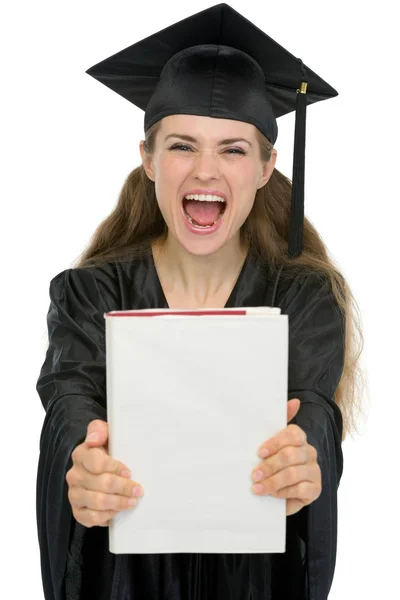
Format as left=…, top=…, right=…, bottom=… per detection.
left=36, top=252, right=344, bottom=600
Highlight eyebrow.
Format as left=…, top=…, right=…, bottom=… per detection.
left=164, top=133, right=253, bottom=147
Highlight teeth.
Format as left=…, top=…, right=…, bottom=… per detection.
left=185, top=194, right=225, bottom=202
left=185, top=212, right=224, bottom=227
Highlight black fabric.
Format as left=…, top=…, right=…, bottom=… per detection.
left=36, top=252, right=344, bottom=600
left=289, top=76, right=308, bottom=259
left=85, top=3, right=337, bottom=131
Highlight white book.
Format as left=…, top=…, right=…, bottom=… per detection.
left=105, top=307, right=288, bottom=554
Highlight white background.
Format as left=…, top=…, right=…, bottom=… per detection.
left=2, top=0, right=399, bottom=597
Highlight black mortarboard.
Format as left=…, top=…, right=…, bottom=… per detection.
left=86, top=3, right=338, bottom=259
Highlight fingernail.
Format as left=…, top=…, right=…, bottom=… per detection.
left=253, top=469, right=263, bottom=483
left=132, top=486, right=143, bottom=497
left=86, top=432, right=99, bottom=442
left=259, top=448, right=269, bottom=458
left=253, top=483, right=264, bottom=494
left=128, top=497, right=138, bottom=507
left=120, top=470, right=131, bottom=479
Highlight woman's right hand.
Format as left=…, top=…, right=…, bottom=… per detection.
left=66, top=419, right=144, bottom=528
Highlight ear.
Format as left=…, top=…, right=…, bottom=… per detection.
left=257, top=148, right=277, bottom=190
left=139, top=140, right=155, bottom=182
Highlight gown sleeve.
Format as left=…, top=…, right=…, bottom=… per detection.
left=278, top=271, right=345, bottom=600
left=36, top=267, right=111, bottom=600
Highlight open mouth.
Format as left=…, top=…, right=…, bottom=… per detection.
left=182, top=194, right=227, bottom=229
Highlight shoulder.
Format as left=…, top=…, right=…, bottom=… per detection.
left=268, top=263, right=338, bottom=314
left=48, top=253, right=153, bottom=312
left=48, top=262, right=124, bottom=312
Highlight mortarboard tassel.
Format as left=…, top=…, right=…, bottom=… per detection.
left=288, top=62, right=308, bottom=259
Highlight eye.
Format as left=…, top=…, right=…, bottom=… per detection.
left=224, top=148, right=246, bottom=155
left=169, top=144, right=193, bottom=152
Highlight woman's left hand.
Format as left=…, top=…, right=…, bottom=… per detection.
left=252, top=399, right=321, bottom=516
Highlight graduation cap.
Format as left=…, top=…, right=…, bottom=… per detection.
left=86, top=3, right=338, bottom=259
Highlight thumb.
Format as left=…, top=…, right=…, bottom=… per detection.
left=287, top=398, right=301, bottom=423
left=85, top=419, right=109, bottom=447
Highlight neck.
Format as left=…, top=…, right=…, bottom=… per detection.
left=152, top=234, right=247, bottom=306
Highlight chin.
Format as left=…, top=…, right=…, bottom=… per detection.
left=171, top=222, right=241, bottom=257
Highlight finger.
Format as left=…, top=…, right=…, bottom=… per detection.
left=77, top=469, right=144, bottom=499
left=258, top=424, right=307, bottom=459
left=79, top=446, right=130, bottom=476
left=287, top=398, right=301, bottom=423
left=252, top=464, right=314, bottom=495
left=286, top=498, right=306, bottom=517
left=74, top=507, right=119, bottom=528
left=252, top=444, right=308, bottom=482
left=85, top=419, right=109, bottom=447
left=69, top=487, right=139, bottom=511
left=274, top=481, right=320, bottom=506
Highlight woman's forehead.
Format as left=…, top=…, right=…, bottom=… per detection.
left=159, top=115, right=257, bottom=142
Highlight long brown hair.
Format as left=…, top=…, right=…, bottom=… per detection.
left=76, top=121, right=367, bottom=439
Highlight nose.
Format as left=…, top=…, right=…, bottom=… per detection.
left=191, top=149, right=221, bottom=181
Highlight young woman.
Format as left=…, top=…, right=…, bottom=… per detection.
left=36, top=4, right=364, bottom=599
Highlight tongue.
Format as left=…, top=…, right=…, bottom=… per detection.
left=184, top=200, right=222, bottom=226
